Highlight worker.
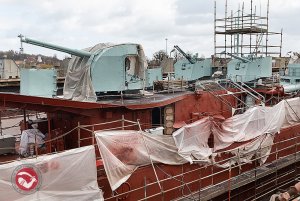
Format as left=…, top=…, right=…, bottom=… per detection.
left=19, top=123, right=46, bottom=157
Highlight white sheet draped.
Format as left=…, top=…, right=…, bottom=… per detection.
left=95, top=130, right=186, bottom=191
left=95, top=97, right=300, bottom=191
left=0, top=146, right=103, bottom=201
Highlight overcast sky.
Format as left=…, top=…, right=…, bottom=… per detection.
left=0, top=0, right=299, bottom=59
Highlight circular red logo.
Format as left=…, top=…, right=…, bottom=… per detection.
left=11, top=164, right=42, bottom=194
left=15, top=167, right=39, bottom=191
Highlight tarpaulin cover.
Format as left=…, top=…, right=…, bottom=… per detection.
left=0, top=146, right=103, bottom=201
left=63, top=43, right=147, bottom=102
left=19, top=129, right=45, bottom=155
left=63, top=43, right=113, bottom=102
left=96, top=98, right=300, bottom=191
left=213, top=97, right=300, bottom=151
left=172, top=117, right=212, bottom=163
left=95, top=130, right=186, bottom=191
left=213, top=133, right=275, bottom=168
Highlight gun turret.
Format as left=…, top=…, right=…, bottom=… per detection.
left=18, top=35, right=92, bottom=58
left=174, top=45, right=195, bottom=64
left=222, top=51, right=251, bottom=63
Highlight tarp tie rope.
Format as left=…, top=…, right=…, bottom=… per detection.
left=137, top=119, right=164, bottom=194
left=284, top=99, right=300, bottom=121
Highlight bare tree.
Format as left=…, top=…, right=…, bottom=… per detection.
left=153, top=50, right=168, bottom=62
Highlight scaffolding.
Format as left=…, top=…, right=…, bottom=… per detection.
left=214, top=0, right=283, bottom=59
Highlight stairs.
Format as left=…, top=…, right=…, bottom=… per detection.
left=196, top=79, right=265, bottom=114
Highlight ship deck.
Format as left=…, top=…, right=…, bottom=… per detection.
left=97, top=91, right=193, bottom=109
left=0, top=90, right=194, bottom=110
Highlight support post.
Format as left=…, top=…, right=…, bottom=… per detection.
left=23, top=109, right=27, bottom=130
left=122, top=115, right=125, bottom=130
left=280, top=29, right=283, bottom=57
left=0, top=110, right=2, bottom=136
left=35, top=133, right=38, bottom=158
left=47, top=113, right=51, bottom=152
left=214, top=0, right=217, bottom=58
left=77, top=122, right=80, bottom=147
left=265, top=0, right=270, bottom=56
left=92, top=125, right=95, bottom=146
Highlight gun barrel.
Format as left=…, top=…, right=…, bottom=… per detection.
left=21, top=37, right=92, bottom=58
left=223, top=51, right=251, bottom=63
left=174, top=45, right=195, bottom=64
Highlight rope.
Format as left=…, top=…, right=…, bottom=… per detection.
left=80, top=119, right=123, bottom=128
left=44, top=127, right=77, bottom=143
left=137, top=119, right=164, bottom=194
left=155, top=164, right=197, bottom=201
left=80, top=119, right=137, bottom=128
left=284, top=99, right=300, bottom=122
left=79, top=123, right=138, bottom=133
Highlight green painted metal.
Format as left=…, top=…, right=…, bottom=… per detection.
left=20, top=68, right=57, bottom=97
left=280, top=63, right=300, bottom=92
left=145, top=67, right=162, bottom=87
left=90, top=44, right=144, bottom=92
left=174, top=58, right=212, bottom=81
left=20, top=35, right=146, bottom=93
left=224, top=52, right=252, bottom=63
left=227, top=56, right=272, bottom=82
left=21, top=37, right=92, bottom=57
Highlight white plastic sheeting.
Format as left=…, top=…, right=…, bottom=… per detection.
left=96, top=98, right=300, bottom=191
left=173, top=117, right=213, bottom=163
left=95, top=130, right=186, bottom=191
left=19, top=129, right=45, bottom=155
left=213, top=97, right=300, bottom=151
left=63, top=43, right=113, bottom=102
left=0, top=146, right=103, bottom=201
left=214, top=133, right=275, bottom=168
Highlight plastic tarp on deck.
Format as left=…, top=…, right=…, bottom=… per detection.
left=95, top=130, right=186, bottom=191
left=0, top=146, right=103, bottom=201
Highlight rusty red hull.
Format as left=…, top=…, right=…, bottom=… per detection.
left=98, top=123, right=300, bottom=201
left=0, top=90, right=298, bottom=200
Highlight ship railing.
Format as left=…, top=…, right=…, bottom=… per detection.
left=153, top=74, right=188, bottom=93
left=196, top=80, right=249, bottom=114
left=77, top=116, right=139, bottom=148
left=1, top=119, right=300, bottom=200
left=217, top=79, right=265, bottom=106
left=101, top=131, right=300, bottom=201
left=0, top=129, right=300, bottom=200
left=227, top=79, right=266, bottom=106
left=0, top=116, right=138, bottom=164
left=197, top=78, right=267, bottom=115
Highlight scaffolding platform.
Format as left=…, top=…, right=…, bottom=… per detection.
left=179, top=152, right=300, bottom=201
left=216, top=27, right=268, bottom=35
